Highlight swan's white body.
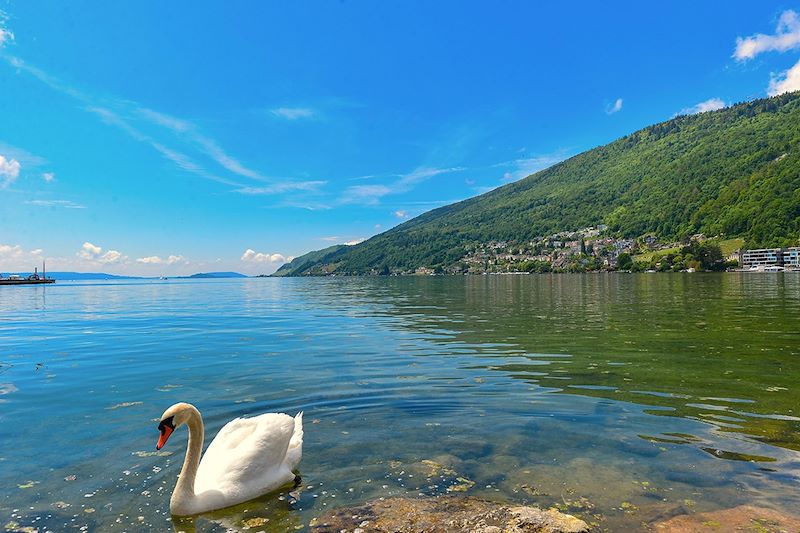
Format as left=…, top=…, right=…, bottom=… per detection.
left=158, top=403, right=303, bottom=516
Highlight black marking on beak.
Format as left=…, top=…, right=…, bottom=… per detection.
left=158, top=415, right=175, bottom=433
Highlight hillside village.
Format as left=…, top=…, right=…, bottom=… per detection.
left=411, top=226, right=739, bottom=275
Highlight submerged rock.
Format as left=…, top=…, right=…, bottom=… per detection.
left=311, top=495, right=589, bottom=533
left=652, top=504, right=800, bottom=532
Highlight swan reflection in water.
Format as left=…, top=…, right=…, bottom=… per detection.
left=170, top=488, right=304, bottom=533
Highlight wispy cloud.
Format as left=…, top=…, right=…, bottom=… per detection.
left=42, top=172, right=55, bottom=182
left=235, top=180, right=327, bottom=195
left=344, top=238, right=365, bottom=245
left=0, top=142, right=47, bottom=167
left=25, top=199, right=86, bottom=209
left=342, top=184, right=393, bottom=205
left=496, top=152, right=569, bottom=184
left=281, top=200, right=332, bottom=211
left=270, top=107, right=315, bottom=120
left=394, top=210, right=409, bottom=219
left=734, top=10, right=800, bottom=61
left=0, top=11, right=14, bottom=47
left=87, top=106, right=241, bottom=187
left=605, top=98, right=623, bottom=115
left=136, top=108, right=192, bottom=132
left=340, top=166, right=465, bottom=205
left=4, top=55, right=321, bottom=195
left=0, top=154, right=21, bottom=188
left=137, top=107, right=274, bottom=183
left=677, top=97, right=727, bottom=115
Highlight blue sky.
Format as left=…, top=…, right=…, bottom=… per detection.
left=2, top=2, right=800, bottom=275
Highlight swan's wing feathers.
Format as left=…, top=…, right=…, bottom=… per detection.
left=285, top=411, right=303, bottom=471
left=196, top=413, right=295, bottom=492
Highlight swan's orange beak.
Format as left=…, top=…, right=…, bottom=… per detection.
left=156, top=425, right=173, bottom=450
left=157, top=416, right=176, bottom=450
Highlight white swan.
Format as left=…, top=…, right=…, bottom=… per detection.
left=155, top=402, right=303, bottom=516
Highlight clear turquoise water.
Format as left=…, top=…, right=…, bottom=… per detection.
left=1, top=274, right=799, bottom=531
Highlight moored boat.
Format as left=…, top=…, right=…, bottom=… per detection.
left=0, top=263, right=55, bottom=285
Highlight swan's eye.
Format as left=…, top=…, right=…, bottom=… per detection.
left=158, top=416, right=175, bottom=432
left=156, top=416, right=175, bottom=450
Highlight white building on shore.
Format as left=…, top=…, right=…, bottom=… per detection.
left=740, top=247, right=800, bottom=269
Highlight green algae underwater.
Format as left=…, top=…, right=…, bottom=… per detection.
left=0, top=273, right=798, bottom=531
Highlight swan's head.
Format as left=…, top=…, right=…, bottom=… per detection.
left=156, top=402, right=194, bottom=450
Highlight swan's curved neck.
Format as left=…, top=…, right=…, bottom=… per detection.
left=172, top=405, right=204, bottom=506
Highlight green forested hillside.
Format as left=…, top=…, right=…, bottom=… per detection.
left=272, top=245, right=347, bottom=276
left=280, top=92, right=800, bottom=276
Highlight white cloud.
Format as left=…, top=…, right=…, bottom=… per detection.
left=0, top=244, right=23, bottom=258
left=605, top=98, right=623, bottom=115
left=734, top=10, right=800, bottom=60
left=394, top=210, right=409, bottom=219
left=344, top=238, right=365, bottom=246
left=270, top=107, right=315, bottom=120
left=77, top=241, right=102, bottom=259
left=42, top=172, right=55, bottom=182
left=76, top=241, right=126, bottom=264
left=99, top=250, right=123, bottom=264
left=0, top=243, right=44, bottom=271
left=678, top=97, right=727, bottom=115
left=239, top=249, right=294, bottom=275
left=82, top=244, right=100, bottom=256
left=240, top=249, right=293, bottom=264
left=768, top=58, right=800, bottom=96
left=25, top=199, right=86, bottom=209
left=135, top=254, right=186, bottom=265
left=0, top=155, right=21, bottom=187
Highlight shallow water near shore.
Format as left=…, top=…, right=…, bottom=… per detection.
left=1, top=274, right=799, bottom=531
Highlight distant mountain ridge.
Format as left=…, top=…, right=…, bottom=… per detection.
left=276, top=92, right=800, bottom=276
left=179, top=272, right=248, bottom=279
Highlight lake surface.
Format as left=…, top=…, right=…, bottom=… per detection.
left=1, top=274, right=799, bottom=531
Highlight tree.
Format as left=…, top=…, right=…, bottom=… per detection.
left=617, top=252, right=633, bottom=270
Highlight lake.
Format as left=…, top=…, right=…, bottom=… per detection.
left=1, top=274, right=799, bottom=531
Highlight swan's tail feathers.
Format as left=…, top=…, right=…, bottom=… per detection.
left=285, top=412, right=304, bottom=471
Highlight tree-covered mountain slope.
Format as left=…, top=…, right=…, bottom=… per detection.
left=280, top=92, right=800, bottom=276
left=272, top=245, right=347, bottom=276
